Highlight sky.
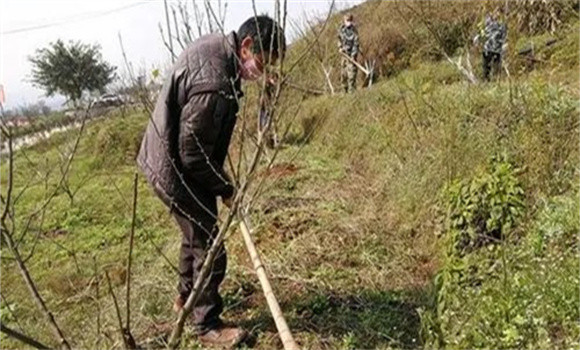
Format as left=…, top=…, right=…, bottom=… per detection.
left=0, top=0, right=362, bottom=111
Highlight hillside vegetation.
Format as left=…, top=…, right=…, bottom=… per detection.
left=1, top=1, right=578, bottom=349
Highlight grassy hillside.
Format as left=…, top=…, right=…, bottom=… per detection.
left=1, top=1, right=578, bottom=349
left=286, top=0, right=578, bottom=92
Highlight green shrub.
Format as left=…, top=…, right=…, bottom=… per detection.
left=442, top=154, right=525, bottom=254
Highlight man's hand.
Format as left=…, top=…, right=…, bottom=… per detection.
left=266, top=72, right=279, bottom=86
left=222, top=188, right=236, bottom=208
left=223, top=196, right=233, bottom=208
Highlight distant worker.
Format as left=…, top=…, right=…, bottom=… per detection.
left=338, top=13, right=359, bottom=93
left=474, top=11, right=507, bottom=81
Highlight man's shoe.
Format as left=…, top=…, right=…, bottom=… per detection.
left=174, top=296, right=246, bottom=347
left=198, top=324, right=248, bottom=348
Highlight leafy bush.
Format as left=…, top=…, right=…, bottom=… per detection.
left=442, top=154, right=525, bottom=253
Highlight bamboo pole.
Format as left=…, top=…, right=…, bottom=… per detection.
left=238, top=215, right=300, bottom=350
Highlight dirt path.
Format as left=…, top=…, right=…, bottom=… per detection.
left=1, top=122, right=83, bottom=155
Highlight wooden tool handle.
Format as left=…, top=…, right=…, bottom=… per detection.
left=239, top=216, right=300, bottom=350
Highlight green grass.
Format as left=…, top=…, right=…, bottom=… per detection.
left=1, top=3, right=579, bottom=349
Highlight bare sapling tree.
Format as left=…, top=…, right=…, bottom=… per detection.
left=0, top=45, right=126, bottom=347
left=0, top=100, right=98, bottom=349
left=160, top=0, right=229, bottom=61
left=1, top=11, right=153, bottom=350
left=117, top=33, right=161, bottom=116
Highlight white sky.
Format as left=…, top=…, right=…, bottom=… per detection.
left=0, top=0, right=362, bottom=110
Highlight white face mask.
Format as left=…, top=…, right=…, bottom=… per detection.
left=241, top=56, right=263, bottom=81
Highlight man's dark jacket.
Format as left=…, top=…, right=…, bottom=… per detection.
left=137, top=32, right=242, bottom=206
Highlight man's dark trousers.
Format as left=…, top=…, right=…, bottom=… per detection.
left=159, top=187, right=226, bottom=333
left=483, top=51, right=501, bottom=81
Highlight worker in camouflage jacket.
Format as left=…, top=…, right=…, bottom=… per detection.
left=338, top=13, right=359, bottom=93
left=474, top=12, right=508, bottom=81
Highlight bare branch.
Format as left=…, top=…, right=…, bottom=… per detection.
left=178, top=2, right=193, bottom=43
left=0, top=323, right=51, bottom=350
left=22, top=104, right=91, bottom=223
left=118, top=47, right=219, bottom=227
left=1, top=229, right=71, bottom=349
left=125, top=173, right=138, bottom=333
left=192, top=0, right=205, bottom=38
left=0, top=120, right=71, bottom=349
left=1, top=125, right=13, bottom=226
left=220, top=1, right=228, bottom=28
left=118, top=33, right=136, bottom=82
left=398, top=89, right=422, bottom=144
left=105, top=271, right=136, bottom=350
left=163, top=0, right=175, bottom=62
left=321, top=64, right=335, bottom=95
left=93, top=256, right=102, bottom=349
left=0, top=291, right=26, bottom=334
left=204, top=0, right=214, bottom=33
left=281, top=0, right=336, bottom=86
left=172, top=7, right=186, bottom=50
left=105, top=270, right=125, bottom=348
left=159, top=23, right=179, bottom=62
left=106, top=173, right=178, bottom=274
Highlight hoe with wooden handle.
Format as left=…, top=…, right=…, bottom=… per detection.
left=239, top=214, right=300, bottom=350
left=340, top=51, right=370, bottom=75
left=340, top=52, right=376, bottom=87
